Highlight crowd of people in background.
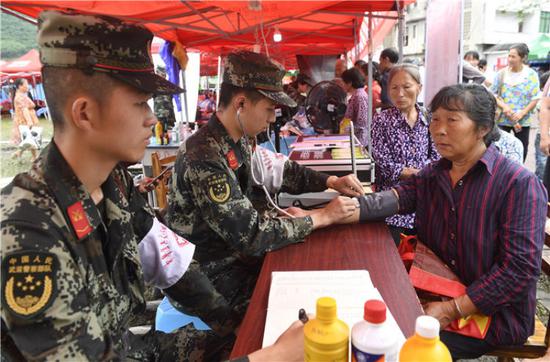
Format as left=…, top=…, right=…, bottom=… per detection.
left=281, top=43, right=548, bottom=184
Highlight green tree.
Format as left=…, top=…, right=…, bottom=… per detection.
left=1, top=12, right=38, bottom=59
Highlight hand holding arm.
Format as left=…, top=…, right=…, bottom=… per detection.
left=424, top=294, right=479, bottom=329
left=510, top=98, right=539, bottom=122
left=326, top=174, right=364, bottom=197
left=423, top=300, right=459, bottom=330
left=310, top=196, right=359, bottom=229
left=495, top=97, right=512, bottom=116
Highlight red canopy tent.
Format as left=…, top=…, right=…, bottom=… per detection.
left=0, top=49, right=42, bottom=83
left=1, top=1, right=412, bottom=70
left=1, top=1, right=413, bottom=149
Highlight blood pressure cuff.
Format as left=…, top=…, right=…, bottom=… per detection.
left=357, top=190, right=399, bottom=222
left=138, top=217, right=195, bottom=289
left=251, top=145, right=288, bottom=193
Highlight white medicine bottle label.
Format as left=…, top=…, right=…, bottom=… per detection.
left=352, top=345, right=384, bottom=362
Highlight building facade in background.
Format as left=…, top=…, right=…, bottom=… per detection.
left=383, top=0, right=549, bottom=74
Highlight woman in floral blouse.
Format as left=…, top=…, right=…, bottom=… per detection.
left=342, top=68, right=369, bottom=146
left=371, top=64, right=439, bottom=244
left=491, top=43, right=541, bottom=161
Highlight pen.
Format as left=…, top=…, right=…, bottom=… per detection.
left=299, top=308, right=309, bottom=324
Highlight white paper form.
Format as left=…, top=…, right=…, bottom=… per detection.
left=262, top=270, right=406, bottom=349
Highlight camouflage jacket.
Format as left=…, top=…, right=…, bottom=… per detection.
left=167, top=115, right=329, bottom=319
left=154, top=94, right=176, bottom=128
left=0, top=142, right=236, bottom=361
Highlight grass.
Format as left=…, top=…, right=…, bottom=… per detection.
left=0, top=114, right=53, bottom=178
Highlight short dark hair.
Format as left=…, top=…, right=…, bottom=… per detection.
left=341, top=68, right=365, bottom=89
left=510, top=43, right=530, bottom=63
left=359, top=63, right=380, bottom=83
left=464, top=50, right=480, bottom=61
left=430, top=84, right=500, bottom=146
left=217, top=83, right=265, bottom=109
left=478, top=59, right=487, bottom=67
left=14, top=78, right=26, bottom=90
left=296, top=73, right=312, bottom=87
left=354, top=60, right=367, bottom=68
left=12, top=78, right=27, bottom=103
left=42, top=66, right=117, bottom=130
left=380, top=48, right=399, bottom=64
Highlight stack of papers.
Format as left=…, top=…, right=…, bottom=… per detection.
left=262, top=270, right=406, bottom=348
left=331, top=147, right=366, bottom=159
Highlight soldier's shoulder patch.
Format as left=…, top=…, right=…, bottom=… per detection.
left=2, top=251, right=58, bottom=319
left=206, top=173, right=232, bottom=204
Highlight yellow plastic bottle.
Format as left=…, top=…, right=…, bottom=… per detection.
left=304, top=297, right=349, bottom=362
left=339, top=117, right=351, bottom=134
left=399, top=316, right=452, bottom=362
left=154, top=120, right=164, bottom=145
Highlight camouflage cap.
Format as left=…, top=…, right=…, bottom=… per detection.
left=37, top=11, right=183, bottom=95
left=223, top=51, right=296, bottom=107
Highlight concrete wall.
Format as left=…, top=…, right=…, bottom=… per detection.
left=396, top=0, right=546, bottom=65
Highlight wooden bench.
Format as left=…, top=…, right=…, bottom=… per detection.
left=487, top=202, right=550, bottom=361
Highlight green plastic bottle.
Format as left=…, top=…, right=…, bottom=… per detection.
left=304, top=297, right=349, bottom=362
left=399, top=316, right=452, bottom=362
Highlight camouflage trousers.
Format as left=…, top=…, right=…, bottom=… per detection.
left=127, top=324, right=235, bottom=362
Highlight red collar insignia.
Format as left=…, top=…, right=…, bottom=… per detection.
left=226, top=150, right=238, bottom=170
left=67, top=201, right=92, bottom=239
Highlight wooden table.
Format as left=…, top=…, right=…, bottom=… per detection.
left=230, top=222, right=424, bottom=357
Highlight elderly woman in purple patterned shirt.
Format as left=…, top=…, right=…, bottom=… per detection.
left=371, top=63, right=440, bottom=245
left=341, top=68, right=369, bottom=146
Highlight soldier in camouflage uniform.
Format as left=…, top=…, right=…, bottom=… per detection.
left=153, top=67, right=176, bottom=130
left=0, top=11, right=305, bottom=362
left=167, top=51, right=363, bottom=323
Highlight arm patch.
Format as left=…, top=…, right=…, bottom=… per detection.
left=206, top=174, right=232, bottom=204
left=2, top=251, right=58, bottom=319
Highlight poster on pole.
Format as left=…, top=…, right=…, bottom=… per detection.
left=424, top=0, right=463, bottom=105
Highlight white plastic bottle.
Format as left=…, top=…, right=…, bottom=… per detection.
left=351, top=299, right=399, bottom=362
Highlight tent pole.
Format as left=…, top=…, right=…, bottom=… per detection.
left=397, top=1, right=404, bottom=61
left=177, top=70, right=185, bottom=125
left=353, top=19, right=359, bottom=63
left=367, top=11, right=374, bottom=185
left=181, top=70, right=189, bottom=125
left=216, top=55, right=222, bottom=109
left=458, top=0, right=465, bottom=83
left=31, top=74, right=37, bottom=100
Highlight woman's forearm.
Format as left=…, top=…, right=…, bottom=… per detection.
left=520, top=98, right=539, bottom=118
left=495, top=97, right=508, bottom=110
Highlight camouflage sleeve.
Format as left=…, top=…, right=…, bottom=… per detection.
left=118, top=167, right=156, bottom=238
left=280, top=159, right=330, bottom=194
left=163, top=259, right=239, bottom=337
left=1, top=221, right=108, bottom=361
left=186, top=161, right=313, bottom=257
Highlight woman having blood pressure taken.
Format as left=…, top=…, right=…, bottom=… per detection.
left=343, top=84, right=546, bottom=360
